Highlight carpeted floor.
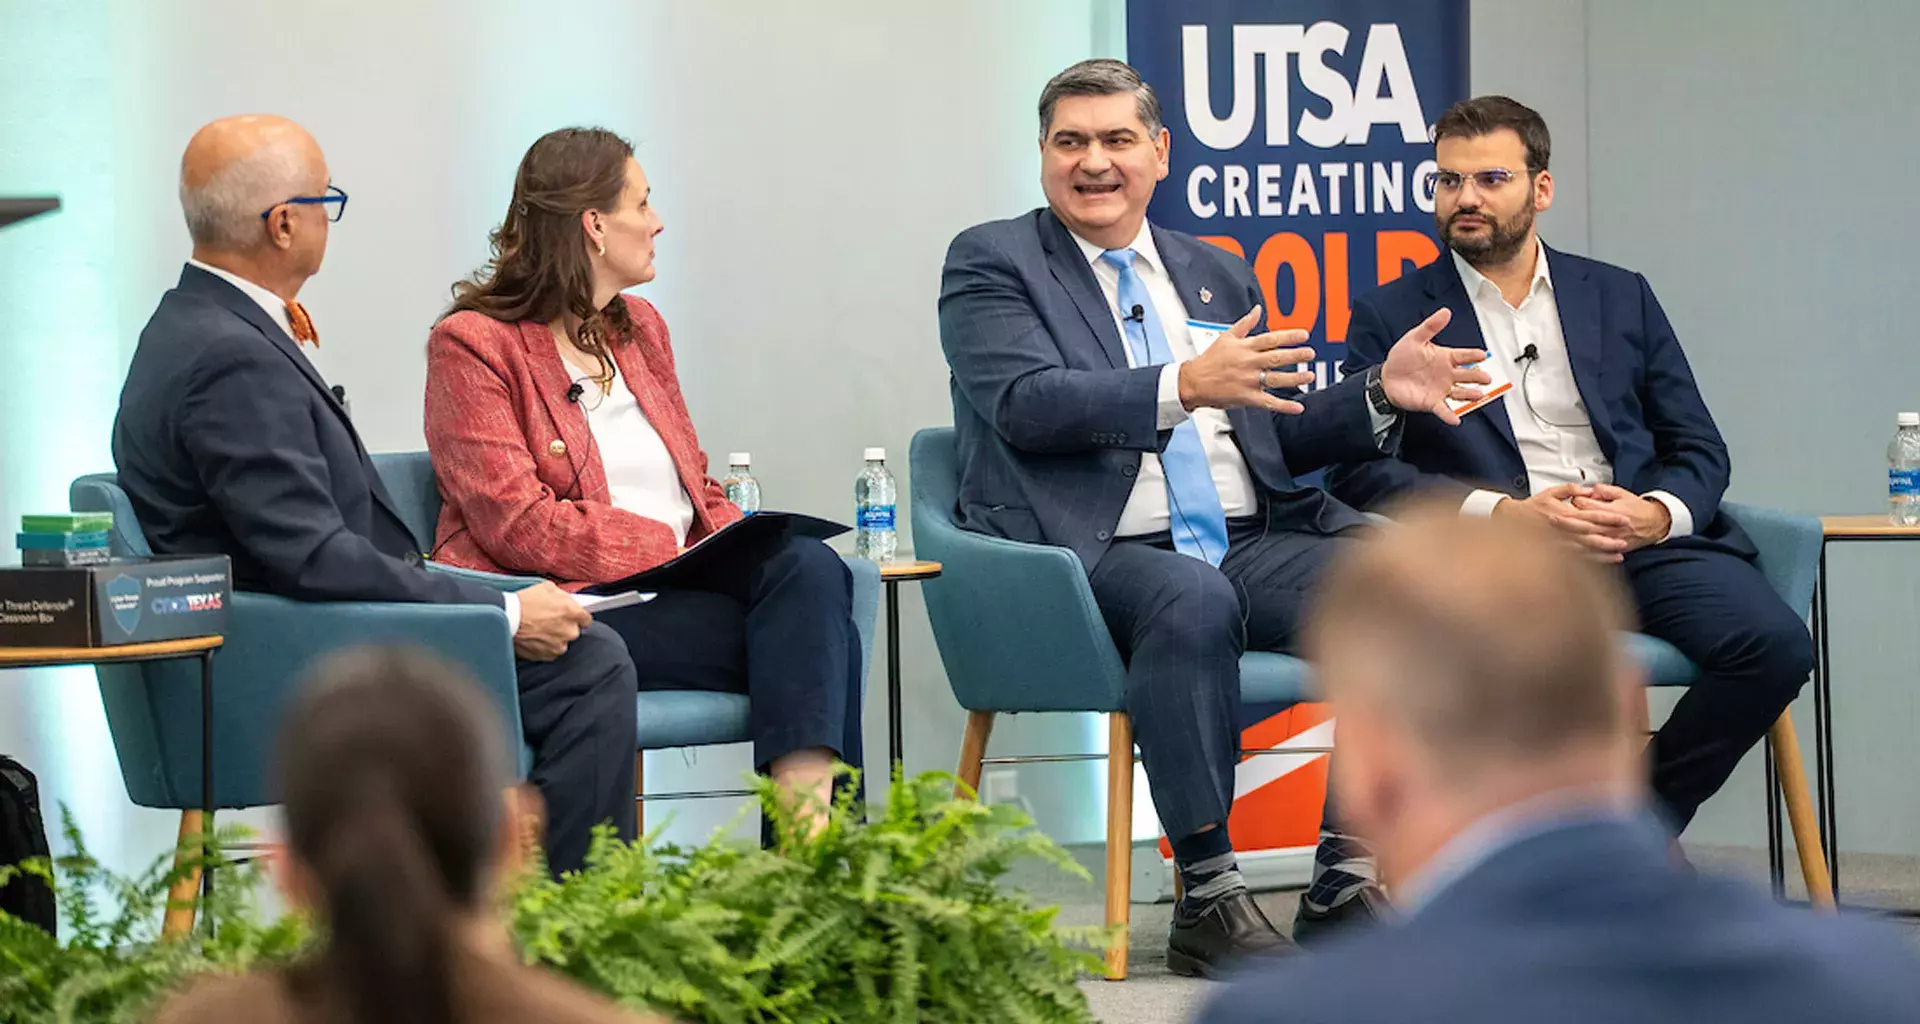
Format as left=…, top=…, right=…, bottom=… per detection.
left=1004, top=844, right=1920, bottom=1024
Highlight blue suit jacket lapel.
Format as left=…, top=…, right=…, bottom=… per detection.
left=1545, top=246, right=1616, bottom=454
left=1038, top=210, right=1129, bottom=369
left=177, top=264, right=410, bottom=529
left=1427, top=260, right=1519, bottom=453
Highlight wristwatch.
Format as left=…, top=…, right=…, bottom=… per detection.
left=1364, top=365, right=1395, bottom=417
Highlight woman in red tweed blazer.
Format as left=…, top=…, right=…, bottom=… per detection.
left=424, top=128, right=860, bottom=827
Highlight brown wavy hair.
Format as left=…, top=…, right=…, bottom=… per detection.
left=446, top=127, right=637, bottom=363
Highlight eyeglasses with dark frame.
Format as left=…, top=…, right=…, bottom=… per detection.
left=1422, top=168, right=1521, bottom=201
left=259, top=184, right=348, bottom=222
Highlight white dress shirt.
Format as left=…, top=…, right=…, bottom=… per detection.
left=1453, top=248, right=1692, bottom=540
left=569, top=362, right=697, bottom=547
left=1071, top=225, right=1258, bottom=537
left=188, top=259, right=523, bottom=630
left=188, top=259, right=298, bottom=342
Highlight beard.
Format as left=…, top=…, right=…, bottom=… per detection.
left=1439, top=201, right=1534, bottom=268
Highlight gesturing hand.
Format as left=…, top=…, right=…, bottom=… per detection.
left=1379, top=308, right=1493, bottom=425
left=1176, top=306, right=1317, bottom=416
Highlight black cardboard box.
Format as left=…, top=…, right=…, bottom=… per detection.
left=0, top=556, right=230, bottom=647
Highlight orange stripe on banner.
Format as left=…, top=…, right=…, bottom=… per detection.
left=1239, top=701, right=1329, bottom=756
left=1158, top=702, right=1335, bottom=857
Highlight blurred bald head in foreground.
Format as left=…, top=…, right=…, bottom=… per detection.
left=1201, top=505, right=1920, bottom=1024
left=179, top=114, right=331, bottom=301
left=1306, top=503, right=1645, bottom=894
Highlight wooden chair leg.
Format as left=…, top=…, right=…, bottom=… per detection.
left=161, top=810, right=202, bottom=939
left=635, top=752, right=646, bottom=832
left=1104, top=713, right=1134, bottom=980
left=1768, top=712, right=1835, bottom=911
left=955, top=710, right=995, bottom=799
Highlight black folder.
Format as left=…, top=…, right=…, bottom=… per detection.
left=582, top=511, right=850, bottom=594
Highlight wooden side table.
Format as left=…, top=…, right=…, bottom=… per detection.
left=1807, top=516, right=1920, bottom=904
left=0, top=636, right=224, bottom=927
left=876, top=560, right=942, bottom=770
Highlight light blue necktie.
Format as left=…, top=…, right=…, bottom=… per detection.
left=1101, top=248, right=1230, bottom=566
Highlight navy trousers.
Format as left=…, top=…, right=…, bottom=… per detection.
left=514, top=620, right=640, bottom=875
left=1088, top=518, right=1353, bottom=841
left=1627, top=544, right=1814, bottom=828
left=595, top=532, right=864, bottom=775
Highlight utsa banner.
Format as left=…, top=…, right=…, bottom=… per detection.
left=1129, top=0, right=1469, bottom=387
left=1127, top=0, right=1468, bottom=891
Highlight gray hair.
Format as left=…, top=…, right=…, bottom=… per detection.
left=179, top=141, right=311, bottom=250
left=1038, top=58, right=1163, bottom=138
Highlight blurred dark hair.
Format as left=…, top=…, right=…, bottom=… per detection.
left=277, top=647, right=510, bottom=1024
left=446, top=126, right=638, bottom=363
left=1432, top=95, right=1552, bottom=174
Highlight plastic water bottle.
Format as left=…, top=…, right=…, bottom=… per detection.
left=1890, top=414, right=1920, bottom=526
left=722, top=453, right=761, bottom=514
left=854, top=447, right=897, bottom=562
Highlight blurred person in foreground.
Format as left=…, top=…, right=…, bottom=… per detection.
left=1197, top=507, right=1920, bottom=1024
left=154, top=647, right=660, bottom=1024
left=112, top=115, right=638, bottom=874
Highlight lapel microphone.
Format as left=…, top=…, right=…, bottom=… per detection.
left=1124, top=304, right=1146, bottom=323
left=565, top=382, right=585, bottom=403
left=1514, top=343, right=1539, bottom=363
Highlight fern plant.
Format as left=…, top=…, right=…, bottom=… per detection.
left=0, top=773, right=1108, bottom=1023
left=0, top=810, right=309, bottom=1024
left=513, top=771, right=1110, bottom=1023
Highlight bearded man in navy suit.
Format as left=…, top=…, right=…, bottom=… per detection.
left=1330, top=96, right=1813, bottom=850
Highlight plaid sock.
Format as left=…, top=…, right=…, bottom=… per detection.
left=1172, top=825, right=1247, bottom=917
left=1302, top=826, right=1376, bottom=912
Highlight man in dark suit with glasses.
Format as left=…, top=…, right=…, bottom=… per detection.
left=1330, top=96, right=1812, bottom=874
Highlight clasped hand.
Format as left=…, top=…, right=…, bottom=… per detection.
left=1496, top=483, right=1673, bottom=563
left=1177, top=306, right=1491, bottom=422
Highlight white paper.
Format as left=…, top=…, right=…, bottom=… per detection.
left=569, top=590, right=655, bottom=615
left=1445, top=354, right=1515, bottom=417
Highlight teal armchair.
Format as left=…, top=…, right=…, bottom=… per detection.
left=907, top=426, right=1833, bottom=978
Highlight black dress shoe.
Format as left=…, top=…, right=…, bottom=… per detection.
left=1291, top=883, right=1391, bottom=947
left=1167, top=891, right=1297, bottom=979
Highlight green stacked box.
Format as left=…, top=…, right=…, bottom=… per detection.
left=16, top=512, right=114, bottom=568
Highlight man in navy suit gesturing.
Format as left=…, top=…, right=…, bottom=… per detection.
left=937, top=59, right=1489, bottom=974
left=1330, top=97, right=1812, bottom=857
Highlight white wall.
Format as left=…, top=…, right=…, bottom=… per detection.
left=1584, top=0, right=1920, bottom=854
left=7, top=0, right=1911, bottom=871
left=0, top=0, right=1126, bottom=865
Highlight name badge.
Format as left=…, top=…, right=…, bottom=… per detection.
left=1186, top=319, right=1233, bottom=355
